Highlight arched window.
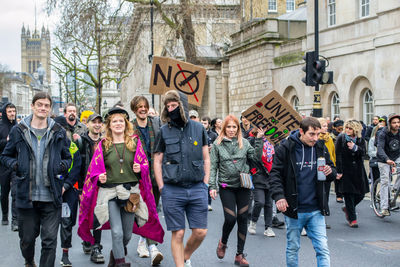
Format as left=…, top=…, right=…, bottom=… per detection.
left=331, top=93, right=340, bottom=120
left=292, top=96, right=299, bottom=112
left=363, top=90, right=374, bottom=124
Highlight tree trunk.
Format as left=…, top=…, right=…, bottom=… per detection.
left=180, top=0, right=198, bottom=64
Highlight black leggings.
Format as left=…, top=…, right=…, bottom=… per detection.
left=219, top=186, right=250, bottom=254
left=343, top=193, right=364, bottom=222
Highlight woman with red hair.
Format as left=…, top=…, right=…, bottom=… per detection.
left=209, top=115, right=264, bottom=267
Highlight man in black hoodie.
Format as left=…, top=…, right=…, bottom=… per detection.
left=269, top=117, right=336, bottom=267
left=0, top=102, right=18, bottom=230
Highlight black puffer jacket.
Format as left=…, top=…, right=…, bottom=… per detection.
left=269, top=136, right=336, bottom=219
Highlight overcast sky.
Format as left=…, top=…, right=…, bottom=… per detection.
left=0, top=0, right=57, bottom=72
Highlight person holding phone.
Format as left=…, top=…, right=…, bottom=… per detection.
left=335, top=120, right=369, bottom=228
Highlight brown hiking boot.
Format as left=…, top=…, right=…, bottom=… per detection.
left=234, top=253, right=249, bottom=267
left=216, top=239, right=228, bottom=259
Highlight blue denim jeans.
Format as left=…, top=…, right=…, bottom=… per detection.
left=284, top=211, right=330, bottom=267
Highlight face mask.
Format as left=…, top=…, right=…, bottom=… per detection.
left=168, top=106, right=185, bottom=127
left=168, top=106, right=181, bottom=120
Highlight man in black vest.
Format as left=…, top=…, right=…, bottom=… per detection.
left=154, top=90, right=210, bottom=267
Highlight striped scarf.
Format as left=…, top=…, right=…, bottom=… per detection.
left=132, top=118, right=155, bottom=182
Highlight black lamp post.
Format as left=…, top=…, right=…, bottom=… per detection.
left=72, top=49, right=78, bottom=105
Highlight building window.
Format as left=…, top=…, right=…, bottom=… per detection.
left=363, top=90, right=374, bottom=124
left=28, top=61, right=31, bottom=73
left=292, top=96, right=299, bottom=112
left=331, top=93, right=340, bottom=120
left=268, top=0, right=277, bottom=12
left=328, top=0, right=336, bottom=26
left=360, top=0, right=370, bottom=18
left=286, top=0, right=295, bottom=12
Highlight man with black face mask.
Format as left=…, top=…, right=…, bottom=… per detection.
left=154, top=90, right=210, bottom=267
left=63, top=103, right=87, bottom=145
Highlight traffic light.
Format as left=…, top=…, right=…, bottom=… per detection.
left=321, top=71, right=333, bottom=84
left=312, top=59, right=326, bottom=84
left=302, top=52, right=334, bottom=85
left=301, top=51, right=316, bottom=86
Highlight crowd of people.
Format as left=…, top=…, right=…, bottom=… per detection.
left=0, top=90, right=399, bottom=267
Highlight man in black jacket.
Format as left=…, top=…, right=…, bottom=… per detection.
left=0, top=92, right=71, bottom=267
left=269, top=117, right=336, bottom=267
left=376, top=113, right=400, bottom=216
left=0, top=102, right=18, bottom=230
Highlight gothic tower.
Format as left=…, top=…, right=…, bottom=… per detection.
left=21, top=24, right=51, bottom=83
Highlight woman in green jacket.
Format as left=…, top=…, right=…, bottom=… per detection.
left=209, top=114, right=263, bottom=267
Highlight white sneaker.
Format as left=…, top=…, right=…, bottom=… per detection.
left=150, top=246, right=163, bottom=266
left=184, top=259, right=192, bottom=267
left=137, top=240, right=150, bottom=258
left=301, top=228, right=307, bottom=236
left=208, top=205, right=213, bottom=211
left=264, top=227, right=276, bottom=237
left=248, top=221, right=256, bottom=234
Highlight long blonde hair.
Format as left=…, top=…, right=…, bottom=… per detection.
left=103, top=113, right=136, bottom=152
left=216, top=114, right=243, bottom=149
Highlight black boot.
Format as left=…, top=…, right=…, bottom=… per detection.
left=60, top=251, right=72, bottom=267
left=1, top=214, right=8, bottom=225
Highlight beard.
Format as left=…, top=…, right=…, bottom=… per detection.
left=68, top=114, right=76, bottom=122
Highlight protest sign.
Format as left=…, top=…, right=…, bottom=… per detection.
left=242, top=90, right=302, bottom=145
left=149, top=56, right=207, bottom=106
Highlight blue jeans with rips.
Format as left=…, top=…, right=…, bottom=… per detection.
left=284, top=210, right=330, bottom=267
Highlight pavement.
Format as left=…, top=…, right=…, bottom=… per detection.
left=1, top=194, right=400, bottom=267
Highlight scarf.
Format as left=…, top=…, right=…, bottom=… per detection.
left=261, top=138, right=274, bottom=172
left=77, top=135, right=164, bottom=244
left=169, top=106, right=185, bottom=128
left=133, top=118, right=155, bottom=182
left=319, top=132, right=331, bottom=142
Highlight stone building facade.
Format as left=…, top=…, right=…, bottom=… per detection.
left=226, top=4, right=306, bottom=116
left=227, top=0, right=400, bottom=124
left=0, top=72, right=41, bottom=117
left=21, top=25, right=51, bottom=84
left=119, top=1, right=241, bottom=118
left=241, top=0, right=304, bottom=22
